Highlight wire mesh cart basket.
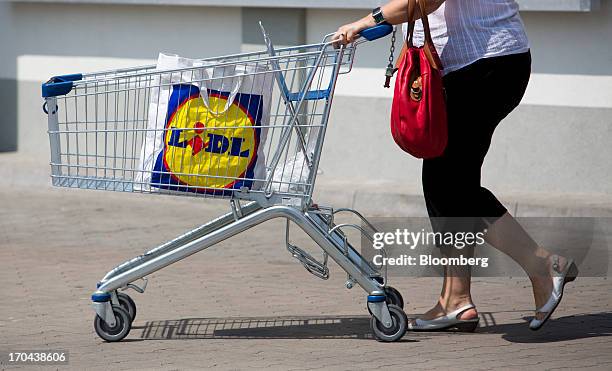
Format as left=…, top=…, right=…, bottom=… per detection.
left=42, top=24, right=408, bottom=342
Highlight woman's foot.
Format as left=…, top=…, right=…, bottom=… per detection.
left=408, top=300, right=479, bottom=332
left=530, top=254, right=569, bottom=321
left=529, top=254, right=579, bottom=330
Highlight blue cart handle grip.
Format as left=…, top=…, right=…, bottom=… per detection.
left=358, top=23, right=394, bottom=42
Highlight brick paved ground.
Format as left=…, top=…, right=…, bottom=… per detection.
left=1, top=185, right=611, bottom=370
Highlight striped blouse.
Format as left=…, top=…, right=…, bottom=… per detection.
left=402, top=0, right=530, bottom=75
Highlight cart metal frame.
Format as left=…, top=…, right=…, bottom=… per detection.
left=43, top=24, right=408, bottom=342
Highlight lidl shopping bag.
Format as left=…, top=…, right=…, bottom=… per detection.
left=136, top=53, right=273, bottom=195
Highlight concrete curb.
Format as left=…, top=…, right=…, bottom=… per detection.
left=2, top=152, right=611, bottom=217
left=312, top=181, right=612, bottom=217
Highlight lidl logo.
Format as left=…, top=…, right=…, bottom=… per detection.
left=152, top=84, right=263, bottom=193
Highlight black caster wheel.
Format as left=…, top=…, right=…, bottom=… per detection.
left=370, top=304, right=407, bottom=342
left=384, top=286, right=404, bottom=309
left=94, top=305, right=132, bottom=342
left=116, top=292, right=137, bottom=321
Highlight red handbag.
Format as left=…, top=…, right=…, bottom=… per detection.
left=391, top=0, right=447, bottom=159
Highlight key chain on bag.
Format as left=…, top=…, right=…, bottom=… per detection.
left=384, top=26, right=398, bottom=88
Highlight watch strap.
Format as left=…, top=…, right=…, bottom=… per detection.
left=372, top=7, right=385, bottom=25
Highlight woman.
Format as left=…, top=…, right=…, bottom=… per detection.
left=334, top=0, right=578, bottom=331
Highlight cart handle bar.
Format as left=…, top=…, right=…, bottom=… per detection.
left=358, top=23, right=394, bottom=42
left=324, top=23, right=394, bottom=45
left=41, top=24, right=394, bottom=99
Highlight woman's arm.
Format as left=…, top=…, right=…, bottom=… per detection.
left=333, top=0, right=444, bottom=46
left=382, top=0, right=445, bottom=24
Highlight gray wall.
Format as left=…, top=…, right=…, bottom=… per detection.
left=522, top=7, right=612, bottom=75
left=1, top=1, right=610, bottom=197
left=0, top=3, right=17, bottom=152
left=0, top=2, right=242, bottom=155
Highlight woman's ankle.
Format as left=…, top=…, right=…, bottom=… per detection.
left=437, top=296, right=476, bottom=313
left=525, top=249, right=555, bottom=280
left=529, top=253, right=568, bottom=282
left=415, top=299, right=478, bottom=321
left=439, top=298, right=478, bottom=320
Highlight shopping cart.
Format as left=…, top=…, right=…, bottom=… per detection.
left=42, top=23, right=408, bottom=342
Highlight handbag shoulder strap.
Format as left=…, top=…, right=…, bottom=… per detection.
left=406, top=0, right=434, bottom=47
left=406, top=0, right=417, bottom=48
left=395, top=0, right=417, bottom=69
left=417, top=0, right=443, bottom=70
left=396, top=0, right=443, bottom=71
left=417, top=0, right=435, bottom=48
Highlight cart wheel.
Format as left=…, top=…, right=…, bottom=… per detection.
left=117, top=292, right=137, bottom=321
left=94, top=305, right=132, bottom=342
left=384, top=286, right=404, bottom=309
left=370, top=304, right=407, bottom=342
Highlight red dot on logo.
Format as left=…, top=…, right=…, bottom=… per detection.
left=194, top=122, right=205, bottom=134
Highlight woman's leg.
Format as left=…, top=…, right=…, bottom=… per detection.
left=416, top=52, right=532, bottom=322
left=416, top=246, right=477, bottom=321
left=421, top=153, right=483, bottom=320
left=484, top=213, right=571, bottom=320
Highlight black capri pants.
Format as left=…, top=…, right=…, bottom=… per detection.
left=422, top=51, right=531, bottom=228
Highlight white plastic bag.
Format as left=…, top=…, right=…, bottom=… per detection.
left=136, top=53, right=273, bottom=195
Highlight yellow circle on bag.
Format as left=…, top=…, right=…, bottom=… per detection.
left=163, top=93, right=258, bottom=190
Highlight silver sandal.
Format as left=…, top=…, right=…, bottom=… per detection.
left=529, top=255, right=579, bottom=331
left=407, top=304, right=479, bottom=332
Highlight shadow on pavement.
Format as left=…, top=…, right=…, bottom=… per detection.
left=136, top=315, right=416, bottom=341
left=134, top=312, right=611, bottom=342
left=479, top=311, right=612, bottom=343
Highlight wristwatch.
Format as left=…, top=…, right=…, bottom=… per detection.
left=372, top=7, right=386, bottom=25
